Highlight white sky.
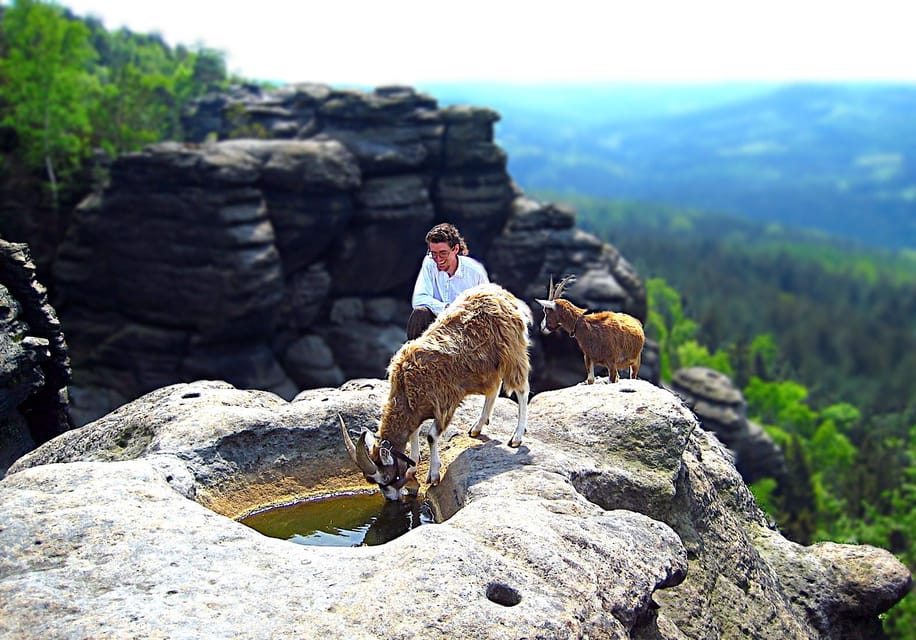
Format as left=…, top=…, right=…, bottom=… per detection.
left=53, top=0, right=916, bottom=86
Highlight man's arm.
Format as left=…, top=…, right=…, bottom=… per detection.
left=411, top=258, right=446, bottom=316
left=469, top=256, right=490, bottom=286
left=476, top=263, right=490, bottom=285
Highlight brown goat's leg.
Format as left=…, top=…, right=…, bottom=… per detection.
left=584, top=354, right=595, bottom=384
left=609, top=363, right=620, bottom=383
left=470, top=385, right=501, bottom=438
left=631, top=352, right=642, bottom=379
left=508, top=385, right=529, bottom=448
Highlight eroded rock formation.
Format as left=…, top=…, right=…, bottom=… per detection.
left=2, top=379, right=910, bottom=638
left=0, top=239, right=70, bottom=475
left=53, top=84, right=653, bottom=426
left=670, top=366, right=787, bottom=485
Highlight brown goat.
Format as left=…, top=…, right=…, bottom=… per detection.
left=341, top=283, right=532, bottom=501
left=536, top=275, right=644, bottom=384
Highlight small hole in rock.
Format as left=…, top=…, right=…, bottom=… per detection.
left=486, top=582, right=522, bottom=607
left=181, top=392, right=201, bottom=399
left=619, top=387, right=637, bottom=393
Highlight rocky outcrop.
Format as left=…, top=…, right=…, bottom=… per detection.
left=669, top=366, right=787, bottom=484
left=0, top=239, right=70, bottom=475
left=54, top=84, right=654, bottom=426
left=2, top=379, right=910, bottom=639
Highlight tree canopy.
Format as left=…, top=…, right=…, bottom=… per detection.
left=1, top=0, right=231, bottom=192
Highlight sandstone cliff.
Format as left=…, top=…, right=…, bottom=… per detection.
left=2, top=379, right=910, bottom=639
left=53, top=84, right=653, bottom=426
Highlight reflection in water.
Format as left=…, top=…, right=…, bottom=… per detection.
left=240, top=493, right=436, bottom=547
left=362, top=498, right=433, bottom=546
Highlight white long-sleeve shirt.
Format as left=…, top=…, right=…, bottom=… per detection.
left=411, top=254, right=490, bottom=316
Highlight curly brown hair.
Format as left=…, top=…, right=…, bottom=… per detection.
left=425, top=223, right=469, bottom=255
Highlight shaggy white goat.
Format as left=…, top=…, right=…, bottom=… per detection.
left=341, top=283, right=532, bottom=500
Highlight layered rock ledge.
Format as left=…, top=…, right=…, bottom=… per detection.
left=50, top=84, right=654, bottom=428
left=2, top=380, right=909, bottom=639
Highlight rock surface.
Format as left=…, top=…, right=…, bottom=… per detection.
left=2, top=379, right=909, bottom=639
left=669, top=366, right=787, bottom=484
left=0, top=239, right=70, bottom=475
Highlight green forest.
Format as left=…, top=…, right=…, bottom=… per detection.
left=461, top=81, right=916, bottom=250
left=554, top=193, right=916, bottom=636
left=2, top=0, right=914, bottom=636
left=0, top=0, right=233, bottom=206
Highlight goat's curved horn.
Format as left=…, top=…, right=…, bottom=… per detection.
left=355, top=431, right=379, bottom=475
left=339, top=414, right=358, bottom=462
left=339, top=414, right=378, bottom=475
left=547, top=275, right=555, bottom=300
left=553, top=275, right=576, bottom=300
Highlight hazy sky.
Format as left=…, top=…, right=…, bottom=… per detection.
left=56, top=0, right=916, bottom=87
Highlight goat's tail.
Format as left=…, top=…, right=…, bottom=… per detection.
left=516, top=298, right=534, bottom=327
left=501, top=295, right=532, bottom=394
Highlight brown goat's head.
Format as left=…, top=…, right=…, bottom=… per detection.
left=535, top=275, right=576, bottom=335
left=339, top=415, right=417, bottom=501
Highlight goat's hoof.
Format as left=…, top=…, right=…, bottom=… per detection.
left=508, top=439, right=522, bottom=448
left=468, top=428, right=482, bottom=438
left=426, top=473, right=440, bottom=486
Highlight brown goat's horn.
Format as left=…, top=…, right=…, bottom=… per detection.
left=547, top=275, right=555, bottom=300
left=553, top=275, right=576, bottom=300
left=339, top=414, right=378, bottom=475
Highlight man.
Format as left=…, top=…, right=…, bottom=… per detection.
left=407, top=223, right=489, bottom=339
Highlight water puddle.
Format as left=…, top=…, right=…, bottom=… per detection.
left=239, top=492, right=436, bottom=547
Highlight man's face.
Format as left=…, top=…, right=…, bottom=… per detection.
left=428, top=241, right=458, bottom=272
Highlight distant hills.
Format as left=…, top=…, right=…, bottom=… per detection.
left=422, top=82, right=916, bottom=251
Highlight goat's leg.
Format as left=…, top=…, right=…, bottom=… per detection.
left=584, top=354, right=596, bottom=384
left=409, top=429, right=421, bottom=466
left=609, top=361, right=620, bottom=383
left=426, top=412, right=453, bottom=486
left=630, top=352, right=642, bottom=380
left=470, top=383, right=501, bottom=438
left=426, top=426, right=442, bottom=486
left=508, top=385, right=530, bottom=448
left=402, top=428, right=421, bottom=495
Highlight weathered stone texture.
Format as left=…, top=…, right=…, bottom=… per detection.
left=0, top=239, right=70, bottom=475
left=2, top=379, right=909, bottom=639
left=669, top=366, right=787, bottom=485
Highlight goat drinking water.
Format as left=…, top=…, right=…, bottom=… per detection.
left=536, top=275, right=644, bottom=384
left=340, top=283, right=532, bottom=501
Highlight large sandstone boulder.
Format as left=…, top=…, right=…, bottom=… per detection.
left=2, top=379, right=909, bottom=639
